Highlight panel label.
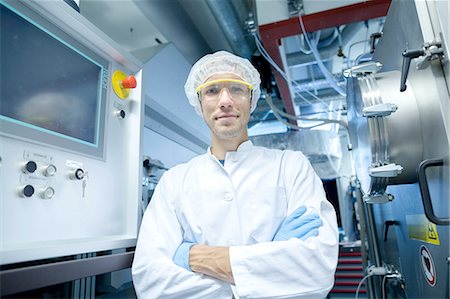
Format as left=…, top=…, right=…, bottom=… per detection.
left=405, top=214, right=440, bottom=245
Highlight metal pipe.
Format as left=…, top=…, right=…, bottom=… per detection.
left=365, top=203, right=382, bottom=267
left=206, top=0, right=253, bottom=59
left=364, top=203, right=383, bottom=299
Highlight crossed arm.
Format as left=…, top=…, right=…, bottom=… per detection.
left=190, top=245, right=235, bottom=284
left=173, top=206, right=323, bottom=285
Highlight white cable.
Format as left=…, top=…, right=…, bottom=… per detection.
left=346, top=40, right=369, bottom=68
left=355, top=274, right=372, bottom=299
left=265, top=93, right=327, bottom=129
left=265, top=93, right=347, bottom=128
left=296, top=34, right=312, bottom=54
left=254, top=35, right=334, bottom=109
left=253, top=34, right=343, bottom=113
left=298, top=14, right=346, bottom=96
left=382, top=275, right=388, bottom=299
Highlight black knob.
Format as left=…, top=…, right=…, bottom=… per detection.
left=115, top=109, right=126, bottom=119
left=23, top=161, right=37, bottom=173
left=22, top=185, right=35, bottom=197
left=74, top=168, right=84, bottom=180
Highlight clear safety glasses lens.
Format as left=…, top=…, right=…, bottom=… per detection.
left=196, top=79, right=253, bottom=102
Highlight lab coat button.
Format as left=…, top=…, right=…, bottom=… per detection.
left=224, top=193, right=233, bottom=201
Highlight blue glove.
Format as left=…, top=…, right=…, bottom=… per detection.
left=173, top=241, right=196, bottom=271
left=273, top=205, right=323, bottom=241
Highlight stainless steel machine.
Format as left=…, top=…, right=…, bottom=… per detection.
left=345, top=0, right=449, bottom=298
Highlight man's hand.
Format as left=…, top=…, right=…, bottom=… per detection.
left=273, top=205, right=323, bottom=241
left=173, top=241, right=196, bottom=271
left=173, top=242, right=234, bottom=284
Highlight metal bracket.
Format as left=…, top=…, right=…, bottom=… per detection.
left=416, top=41, right=445, bottom=69
left=362, top=103, right=398, bottom=117
left=369, top=163, right=403, bottom=177
left=363, top=193, right=390, bottom=204
left=400, top=40, right=444, bottom=91
left=343, top=61, right=383, bottom=78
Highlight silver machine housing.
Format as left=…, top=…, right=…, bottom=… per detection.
left=345, top=0, right=449, bottom=298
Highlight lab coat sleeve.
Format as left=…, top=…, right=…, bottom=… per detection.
left=132, top=172, right=230, bottom=299
left=229, top=152, right=339, bottom=299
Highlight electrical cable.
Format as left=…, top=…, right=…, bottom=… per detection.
left=347, top=40, right=369, bottom=68
left=253, top=34, right=343, bottom=113
left=265, top=92, right=347, bottom=128
left=298, top=13, right=346, bottom=96
left=265, top=93, right=327, bottom=129
left=252, top=10, right=353, bottom=178
left=355, top=274, right=372, bottom=299
left=382, top=275, right=388, bottom=299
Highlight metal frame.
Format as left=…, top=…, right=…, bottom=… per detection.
left=0, top=251, right=134, bottom=296
left=258, top=0, right=392, bottom=123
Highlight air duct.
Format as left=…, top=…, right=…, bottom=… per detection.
left=206, top=0, right=254, bottom=58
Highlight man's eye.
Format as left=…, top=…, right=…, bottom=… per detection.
left=230, top=84, right=246, bottom=95
left=204, top=85, right=220, bottom=95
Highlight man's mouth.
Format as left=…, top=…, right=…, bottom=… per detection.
left=215, top=114, right=238, bottom=120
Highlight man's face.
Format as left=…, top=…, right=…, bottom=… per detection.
left=199, top=73, right=252, bottom=140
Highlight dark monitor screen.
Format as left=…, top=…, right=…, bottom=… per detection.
left=0, top=2, right=104, bottom=147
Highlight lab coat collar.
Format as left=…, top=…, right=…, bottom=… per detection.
left=206, top=140, right=254, bottom=160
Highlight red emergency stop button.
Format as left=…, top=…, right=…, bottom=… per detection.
left=112, top=70, right=137, bottom=99
left=121, top=76, right=137, bottom=89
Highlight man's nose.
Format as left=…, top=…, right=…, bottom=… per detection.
left=217, top=88, right=233, bottom=107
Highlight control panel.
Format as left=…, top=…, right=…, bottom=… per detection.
left=0, top=0, right=143, bottom=264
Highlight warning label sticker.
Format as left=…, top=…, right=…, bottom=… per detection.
left=420, top=245, right=436, bottom=286
left=406, top=214, right=440, bottom=245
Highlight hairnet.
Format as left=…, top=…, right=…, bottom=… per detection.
left=184, top=51, right=261, bottom=116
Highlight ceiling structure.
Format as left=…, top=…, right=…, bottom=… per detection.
left=79, top=0, right=391, bottom=133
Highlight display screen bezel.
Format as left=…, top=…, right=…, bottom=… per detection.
left=0, top=1, right=108, bottom=159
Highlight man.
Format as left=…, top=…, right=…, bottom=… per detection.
left=132, top=51, right=338, bottom=298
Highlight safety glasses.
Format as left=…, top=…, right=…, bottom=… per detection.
left=196, top=79, right=253, bottom=102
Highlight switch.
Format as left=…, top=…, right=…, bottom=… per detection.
left=121, top=76, right=137, bottom=89
left=18, top=185, right=34, bottom=197
left=40, top=187, right=55, bottom=199
left=69, top=168, right=85, bottom=180
left=43, top=164, right=57, bottom=177
left=114, top=109, right=126, bottom=119
left=112, top=70, right=137, bottom=99
left=22, top=161, right=37, bottom=174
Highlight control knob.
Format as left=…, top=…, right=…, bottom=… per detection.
left=43, top=164, right=57, bottom=177
left=18, top=185, right=35, bottom=197
left=22, top=161, right=37, bottom=174
left=69, top=168, right=86, bottom=180
left=40, top=187, right=55, bottom=199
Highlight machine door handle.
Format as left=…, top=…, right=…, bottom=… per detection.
left=400, top=42, right=444, bottom=92
left=370, top=32, right=383, bottom=54
left=384, top=220, right=398, bottom=241
left=400, top=48, right=425, bottom=92
left=417, top=158, right=449, bottom=225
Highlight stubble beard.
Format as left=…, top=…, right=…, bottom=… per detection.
left=210, top=122, right=246, bottom=139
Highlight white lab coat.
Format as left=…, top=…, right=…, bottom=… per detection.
left=132, top=140, right=339, bottom=299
